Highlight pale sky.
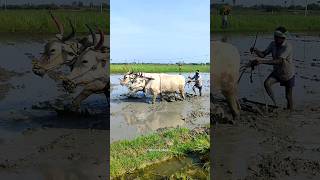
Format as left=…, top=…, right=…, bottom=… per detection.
left=110, top=0, right=210, bottom=64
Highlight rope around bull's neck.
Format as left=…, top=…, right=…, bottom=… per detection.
left=68, top=65, right=97, bottom=81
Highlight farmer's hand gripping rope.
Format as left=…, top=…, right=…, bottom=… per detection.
left=238, top=33, right=258, bottom=84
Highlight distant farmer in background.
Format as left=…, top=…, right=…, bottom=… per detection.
left=220, top=5, right=231, bottom=29
left=250, top=26, right=295, bottom=110
left=188, top=70, right=202, bottom=96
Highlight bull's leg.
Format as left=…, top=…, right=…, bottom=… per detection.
left=222, top=90, right=240, bottom=120
left=71, top=89, right=93, bottom=110
left=179, top=88, right=185, bottom=100
left=152, top=92, right=158, bottom=104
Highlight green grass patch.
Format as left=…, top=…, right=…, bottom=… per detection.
left=211, top=10, right=320, bottom=33
left=0, top=9, right=109, bottom=34
left=110, top=63, right=210, bottom=74
left=110, top=127, right=210, bottom=178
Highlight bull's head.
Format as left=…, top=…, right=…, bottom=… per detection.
left=120, top=70, right=137, bottom=86
left=32, top=12, right=78, bottom=77
left=128, top=75, right=154, bottom=92
left=62, top=26, right=108, bottom=92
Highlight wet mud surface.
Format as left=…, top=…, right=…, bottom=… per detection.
left=0, top=36, right=109, bottom=179
left=212, top=33, right=320, bottom=179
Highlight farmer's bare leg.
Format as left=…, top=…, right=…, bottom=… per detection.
left=192, top=85, right=197, bottom=95
left=285, top=86, right=293, bottom=110
left=199, top=86, right=202, bottom=96
left=264, top=76, right=278, bottom=106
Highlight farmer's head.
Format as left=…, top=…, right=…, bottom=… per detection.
left=196, top=70, right=200, bottom=75
left=274, top=26, right=288, bottom=46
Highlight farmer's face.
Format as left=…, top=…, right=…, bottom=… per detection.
left=274, top=36, right=285, bottom=46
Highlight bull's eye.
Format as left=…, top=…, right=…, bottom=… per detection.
left=68, top=52, right=74, bottom=56
left=82, top=60, right=88, bottom=63
left=50, top=49, right=55, bottom=52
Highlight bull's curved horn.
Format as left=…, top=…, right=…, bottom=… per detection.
left=95, top=27, right=104, bottom=50
left=62, top=18, right=75, bottom=42
left=49, top=11, right=64, bottom=38
left=85, top=24, right=96, bottom=46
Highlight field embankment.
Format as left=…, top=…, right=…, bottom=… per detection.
left=110, top=63, right=210, bottom=73
left=0, top=9, right=109, bottom=33
left=110, top=127, right=210, bottom=178
left=211, top=9, right=320, bottom=32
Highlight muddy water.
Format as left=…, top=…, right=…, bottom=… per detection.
left=110, top=73, right=210, bottom=142
left=0, top=36, right=108, bottom=179
left=117, top=156, right=208, bottom=179
left=212, top=33, right=320, bottom=179
left=0, top=36, right=108, bottom=126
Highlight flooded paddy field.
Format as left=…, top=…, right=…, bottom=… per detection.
left=212, top=33, right=320, bottom=179
left=110, top=73, right=210, bottom=178
left=110, top=73, right=210, bottom=142
left=0, top=35, right=109, bottom=179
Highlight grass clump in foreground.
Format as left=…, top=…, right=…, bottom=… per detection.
left=110, top=127, right=210, bottom=178
left=110, top=63, right=210, bottom=74
left=0, top=10, right=109, bottom=33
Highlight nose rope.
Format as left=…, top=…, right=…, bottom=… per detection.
left=34, top=44, right=78, bottom=72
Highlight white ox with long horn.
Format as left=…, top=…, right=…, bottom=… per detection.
left=119, top=72, right=169, bottom=94
left=129, top=73, right=186, bottom=104
left=62, top=28, right=109, bottom=110
left=211, top=41, right=241, bottom=119
left=32, top=12, right=108, bottom=79
left=32, top=11, right=79, bottom=77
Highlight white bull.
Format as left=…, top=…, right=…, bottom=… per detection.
left=62, top=29, right=109, bottom=110
left=211, top=41, right=241, bottom=119
left=130, top=74, right=186, bottom=104
left=119, top=72, right=168, bottom=94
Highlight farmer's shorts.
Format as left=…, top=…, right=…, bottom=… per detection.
left=268, top=72, right=295, bottom=88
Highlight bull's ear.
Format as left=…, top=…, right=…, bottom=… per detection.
left=147, top=77, right=155, bottom=80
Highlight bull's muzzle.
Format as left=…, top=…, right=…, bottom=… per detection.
left=32, top=61, right=46, bottom=77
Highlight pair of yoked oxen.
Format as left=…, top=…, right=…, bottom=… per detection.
left=32, top=12, right=109, bottom=111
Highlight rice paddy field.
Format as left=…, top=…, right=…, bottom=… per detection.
left=211, top=9, right=320, bottom=32
left=110, top=63, right=210, bottom=74
left=0, top=9, right=109, bottom=33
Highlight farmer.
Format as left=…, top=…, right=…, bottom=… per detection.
left=250, top=26, right=294, bottom=110
left=220, top=5, right=231, bottom=29
left=189, top=70, right=203, bottom=96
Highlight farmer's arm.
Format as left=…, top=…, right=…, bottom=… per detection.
left=252, top=49, right=266, bottom=58
left=189, top=75, right=195, bottom=80
left=251, top=42, right=273, bottom=58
